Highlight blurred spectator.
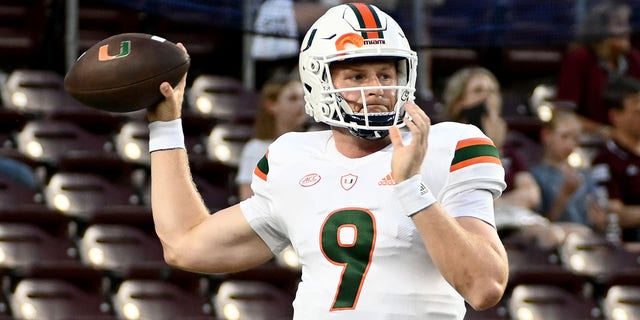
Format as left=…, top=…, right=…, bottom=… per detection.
left=442, top=67, right=541, bottom=212
left=0, top=156, right=39, bottom=189
left=591, top=75, right=640, bottom=242
left=236, top=68, right=308, bottom=201
left=556, top=0, right=640, bottom=139
left=530, top=108, right=605, bottom=227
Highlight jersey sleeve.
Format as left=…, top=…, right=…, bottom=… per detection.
left=235, top=139, right=269, bottom=185
left=437, top=123, right=507, bottom=210
left=239, top=149, right=291, bottom=255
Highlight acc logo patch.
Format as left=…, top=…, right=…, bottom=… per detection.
left=299, top=173, right=321, bottom=187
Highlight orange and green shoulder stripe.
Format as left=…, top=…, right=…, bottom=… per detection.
left=253, top=151, right=269, bottom=181
left=450, top=137, right=501, bottom=172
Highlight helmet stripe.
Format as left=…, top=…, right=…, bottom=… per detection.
left=301, top=28, right=317, bottom=52
left=347, top=3, right=383, bottom=39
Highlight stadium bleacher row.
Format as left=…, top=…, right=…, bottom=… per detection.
left=0, top=67, right=305, bottom=319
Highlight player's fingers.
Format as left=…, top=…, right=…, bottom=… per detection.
left=389, top=125, right=404, bottom=148
left=403, top=103, right=428, bottom=146
left=160, top=82, right=174, bottom=99
left=176, top=42, right=187, bottom=53
left=405, top=101, right=429, bottom=128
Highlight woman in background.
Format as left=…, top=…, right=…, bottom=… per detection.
left=236, top=68, right=308, bottom=200
left=441, top=66, right=541, bottom=212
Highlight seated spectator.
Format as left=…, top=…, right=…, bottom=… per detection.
left=236, top=68, right=308, bottom=201
left=556, top=0, right=640, bottom=139
left=591, top=76, right=640, bottom=242
left=530, top=108, right=605, bottom=227
left=442, top=67, right=541, bottom=213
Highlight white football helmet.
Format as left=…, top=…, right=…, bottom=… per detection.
left=299, top=3, right=417, bottom=140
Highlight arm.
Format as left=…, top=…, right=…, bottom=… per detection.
left=413, top=207, right=508, bottom=310
left=388, top=102, right=508, bottom=310
left=148, top=50, right=273, bottom=273
left=150, top=150, right=273, bottom=273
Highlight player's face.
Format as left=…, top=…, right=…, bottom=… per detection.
left=330, top=60, right=398, bottom=114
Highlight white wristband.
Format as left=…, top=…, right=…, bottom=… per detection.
left=394, top=174, right=437, bottom=217
left=148, top=119, right=186, bottom=152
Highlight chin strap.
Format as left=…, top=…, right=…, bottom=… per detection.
left=348, top=127, right=389, bottom=140
left=341, top=109, right=404, bottom=140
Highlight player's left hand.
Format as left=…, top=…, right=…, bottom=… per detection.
left=389, top=101, right=430, bottom=183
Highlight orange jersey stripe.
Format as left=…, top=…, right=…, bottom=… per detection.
left=254, top=166, right=267, bottom=181
left=450, top=155, right=502, bottom=172
left=455, top=137, right=495, bottom=150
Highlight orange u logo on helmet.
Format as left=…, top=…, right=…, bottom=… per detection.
left=98, top=40, right=131, bottom=61
left=335, top=33, right=365, bottom=51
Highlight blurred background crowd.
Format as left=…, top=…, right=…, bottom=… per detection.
left=1, top=0, right=640, bottom=319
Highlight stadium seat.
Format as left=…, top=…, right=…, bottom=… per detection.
left=559, top=230, right=640, bottom=285
left=75, top=2, right=143, bottom=54
left=0, top=0, right=50, bottom=61
left=603, top=285, right=640, bottom=320
left=206, top=123, right=253, bottom=168
left=508, top=284, right=602, bottom=319
left=9, top=278, right=115, bottom=320
left=192, top=175, right=233, bottom=211
left=186, top=75, right=258, bottom=123
left=213, top=280, right=293, bottom=320
left=0, top=172, right=44, bottom=212
left=114, top=121, right=150, bottom=166
left=0, top=69, right=123, bottom=137
left=112, top=279, right=214, bottom=320
left=44, top=172, right=149, bottom=222
left=77, top=224, right=165, bottom=275
left=464, top=301, right=509, bottom=320
left=0, top=222, right=78, bottom=270
left=15, top=119, right=127, bottom=177
left=0, top=108, right=29, bottom=151
left=1, top=69, right=83, bottom=115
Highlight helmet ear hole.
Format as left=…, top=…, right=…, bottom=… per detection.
left=308, top=60, right=320, bottom=73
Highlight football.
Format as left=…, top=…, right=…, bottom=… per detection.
left=64, top=33, right=190, bottom=113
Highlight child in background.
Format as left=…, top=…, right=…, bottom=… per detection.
left=530, top=109, right=606, bottom=229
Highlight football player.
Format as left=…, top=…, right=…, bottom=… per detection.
left=147, top=3, right=508, bottom=319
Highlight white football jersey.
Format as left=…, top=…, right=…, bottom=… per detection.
left=240, top=121, right=506, bottom=320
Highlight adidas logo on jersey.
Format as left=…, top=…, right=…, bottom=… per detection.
left=419, top=182, right=428, bottom=195
left=378, top=173, right=395, bottom=186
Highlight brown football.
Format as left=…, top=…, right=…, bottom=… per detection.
left=64, top=33, right=190, bottom=113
